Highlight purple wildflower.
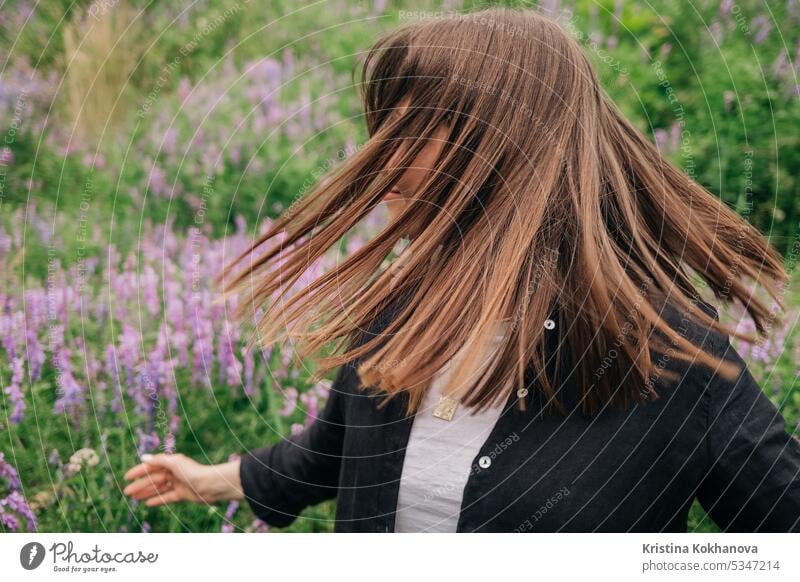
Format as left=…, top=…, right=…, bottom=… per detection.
left=3, top=491, right=37, bottom=531
left=279, top=387, right=298, bottom=417
left=0, top=452, right=22, bottom=490
left=221, top=500, right=239, bottom=533
left=4, top=356, right=25, bottom=424
left=751, top=15, right=773, bottom=44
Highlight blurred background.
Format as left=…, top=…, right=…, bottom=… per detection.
left=1, top=0, right=799, bottom=533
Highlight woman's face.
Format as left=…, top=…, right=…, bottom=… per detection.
left=381, top=99, right=450, bottom=238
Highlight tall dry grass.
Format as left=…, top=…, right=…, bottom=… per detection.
left=61, top=1, right=142, bottom=149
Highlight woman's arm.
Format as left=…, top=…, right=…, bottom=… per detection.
left=122, top=362, right=359, bottom=515
left=696, top=330, right=800, bottom=532
left=238, top=360, right=358, bottom=528
left=238, top=296, right=405, bottom=528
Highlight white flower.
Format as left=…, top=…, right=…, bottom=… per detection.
left=63, top=448, right=99, bottom=477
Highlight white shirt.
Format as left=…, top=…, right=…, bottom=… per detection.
left=394, top=327, right=507, bottom=532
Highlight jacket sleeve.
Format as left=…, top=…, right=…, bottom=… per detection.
left=696, top=327, right=800, bottom=532
left=238, top=359, right=360, bottom=528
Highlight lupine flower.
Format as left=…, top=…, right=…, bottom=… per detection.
left=0, top=505, right=21, bottom=530
left=53, top=347, right=85, bottom=421
left=249, top=518, right=270, bottom=533
left=2, top=356, right=25, bottom=424
left=751, top=15, right=773, bottom=44
left=242, top=346, right=255, bottom=397
left=0, top=452, right=22, bottom=491
left=0, top=453, right=35, bottom=532
left=25, top=325, right=46, bottom=382
left=3, top=491, right=37, bottom=531
left=221, top=500, right=239, bottom=533
left=146, top=164, right=169, bottom=198
left=300, top=390, right=319, bottom=426
left=279, top=387, right=298, bottom=417
left=135, top=428, right=160, bottom=457
left=141, top=265, right=160, bottom=315
left=218, top=320, right=242, bottom=388
left=105, top=343, right=123, bottom=414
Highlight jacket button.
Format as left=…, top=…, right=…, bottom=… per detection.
left=544, top=319, right=555, bottom=330
left=478, top=455, right=492, bottom=469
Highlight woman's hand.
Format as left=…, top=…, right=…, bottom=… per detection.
left=123, top=453, right=244, bottom=507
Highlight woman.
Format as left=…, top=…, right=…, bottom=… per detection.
left=123, top=7, right=800, bottom=532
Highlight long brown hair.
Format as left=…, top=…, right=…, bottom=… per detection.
left=218, top=7, right=788, bottom=418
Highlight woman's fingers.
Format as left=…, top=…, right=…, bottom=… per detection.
left=144, top=488, right=182, bottom=507
left=124, top=461, right=164, bottom=481
left=123, top=466, right=168, bottom=490
left=130, top=480, right=175, bottom=502
left=122, top=453, right=207, bottom=506
left=123, top=469, right=171, bottom=498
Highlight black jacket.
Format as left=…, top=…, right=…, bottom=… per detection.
left=239, top=298, right=800, bottom=532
